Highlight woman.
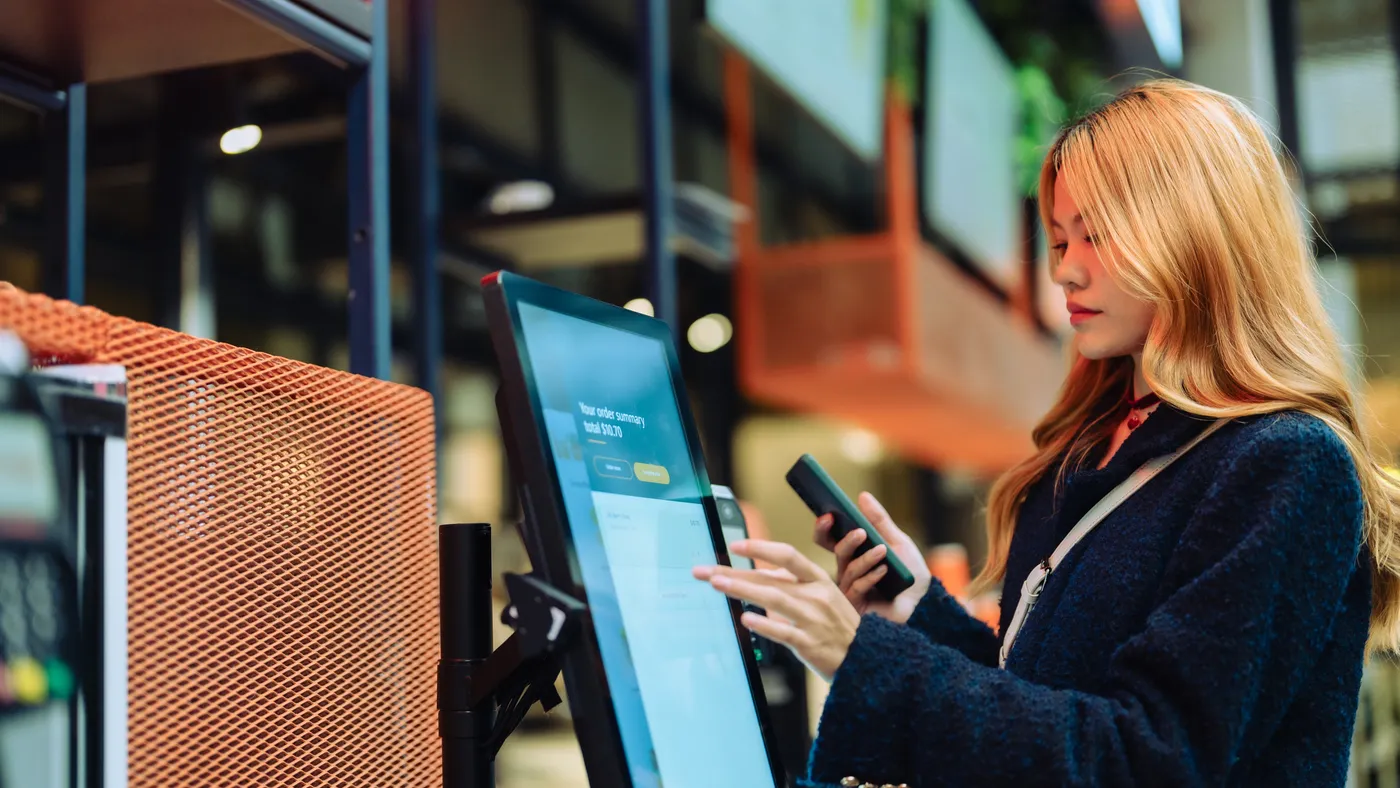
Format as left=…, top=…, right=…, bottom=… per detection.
left=695, top=79, right=1400, bottom=787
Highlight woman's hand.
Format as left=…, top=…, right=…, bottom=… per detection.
left=814, top=492, right=932, bottom=624
left=693, top=540, right=861, bottom=681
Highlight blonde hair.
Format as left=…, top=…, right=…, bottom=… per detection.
left=969, top=78, right=1400, bottom=654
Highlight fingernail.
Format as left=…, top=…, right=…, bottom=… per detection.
left=693, top=566, right=713, bottom=580
left=712, top=575, right=731, bottom=589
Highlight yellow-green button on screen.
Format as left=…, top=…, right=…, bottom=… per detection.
left=633, top=463, right=670, bottom=484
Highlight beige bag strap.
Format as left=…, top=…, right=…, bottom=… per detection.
left=998, top=419, right=1229, bottom=668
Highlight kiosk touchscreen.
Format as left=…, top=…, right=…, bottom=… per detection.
left=483, top=272, right=785, bottom=788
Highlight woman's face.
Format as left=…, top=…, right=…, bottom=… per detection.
left=1049, top=174, right=1156, bottom=360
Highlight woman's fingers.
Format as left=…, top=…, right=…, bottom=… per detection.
left=757, top=567, right=800, bottom=583
left=837, top=544, right=887, bottom=593
left=848, top=564, right=888, bottom=598
left=698, top=547, right=863, bottom=681
left=857, top=492, right=909, bottom=547
left=730, top=540, right=826, bottom=583
left=710, top=574, right=805, bottom=623
left=813, top=514, right=836, bottom=550
left=694, top=564, right=795, bottom=586
left=832, top=528, right=867, bottom=568
left=739, top=610, right=803, bottom=647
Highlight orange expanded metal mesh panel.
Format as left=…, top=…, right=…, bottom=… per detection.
left=752, top=247, right=900, bottom=370
left=0, top=283, right=441, bottom=786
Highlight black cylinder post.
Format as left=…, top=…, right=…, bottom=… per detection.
left=440, top=522, right=493, bottom=660
left=638, top=0, right=677, bottom=336
left=439, top=522, right=495, bottom=788
left=409, top=0, right=443, bottom=445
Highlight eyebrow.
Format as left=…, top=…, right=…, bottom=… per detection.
left=1050, top=213, right=1083, bottom=232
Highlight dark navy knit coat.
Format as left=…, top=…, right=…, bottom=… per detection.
left=802, top=407, right=1372, bottom=788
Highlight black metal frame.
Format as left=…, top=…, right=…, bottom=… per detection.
left=0, top=74, right=92, bottom=306
left=42, top=85, right=87, bottom=306
left=637, top=0, right=677, bottom=335
left=0, top=0, right=910, bottom=398
left=2, top=0, right=394, bottom=380
left=223, top=0, right=372, bottom=66
left=344, top=0, right=392, bottom=380
left=1268, top=0, right=1302, bottom=168
left=410, top=0, right=443, bottom=418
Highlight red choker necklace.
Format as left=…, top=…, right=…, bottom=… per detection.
left=1125, top=391, right=1160, bottom=431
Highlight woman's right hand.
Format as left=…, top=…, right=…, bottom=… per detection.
left=813, top=492, right=931, bottom=625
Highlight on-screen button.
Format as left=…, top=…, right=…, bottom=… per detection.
left=594, top=457, right=634, bottom=479
left=633, top=463, right=670, bottom=484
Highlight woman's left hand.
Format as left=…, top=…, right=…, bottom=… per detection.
left=693, top=539, right=862, bottom=681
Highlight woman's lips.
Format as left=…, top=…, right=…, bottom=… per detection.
left=1067, top=303, right=1102, bottom=326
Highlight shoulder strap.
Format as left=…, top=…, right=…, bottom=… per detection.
left=999, top=418, right=1230, bottom=668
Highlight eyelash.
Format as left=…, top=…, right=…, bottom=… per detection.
left=1051, top=235, right=1098, bottom=253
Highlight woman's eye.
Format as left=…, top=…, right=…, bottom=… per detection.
left=1051, top=243, right=1068, bottom=253
left=1085, top=235, right=1100, bottom=245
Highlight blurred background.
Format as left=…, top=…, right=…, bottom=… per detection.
left=5, top=0, right=1400, bottom=784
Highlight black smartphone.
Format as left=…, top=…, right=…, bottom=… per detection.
left=713, top=485, right=769, bottom=664
left=785, top=454, right=915, bottom=600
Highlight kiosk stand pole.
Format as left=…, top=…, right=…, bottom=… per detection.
left=438, top=522, right=495, bottom=787
left=438, top=523, right=585, bottom=788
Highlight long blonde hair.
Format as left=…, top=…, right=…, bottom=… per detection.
left=969, top=78, right=1400, bottom=653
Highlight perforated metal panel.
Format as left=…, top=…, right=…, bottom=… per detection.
left=0, top=284, right=441, bottom=786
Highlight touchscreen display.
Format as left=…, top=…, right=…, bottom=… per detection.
left=517, top=302, right=776, bottom=788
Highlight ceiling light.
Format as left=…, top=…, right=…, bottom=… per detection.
left=219, top=124, right=263, bottom=155
left=840, top=429, right=884, bottom=466
left=687, top=313, right=732, bottom=353
left=624, top=298, right=655, bottom=317
left=488, top=180, right=555, bottom=215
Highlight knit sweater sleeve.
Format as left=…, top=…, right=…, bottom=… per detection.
left=802, top=418, right=1366, bottom=788
left=903, top=577, right=1000, bottom=667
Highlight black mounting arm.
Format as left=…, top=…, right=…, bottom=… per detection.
left=438, top=523, right=586, bottom=788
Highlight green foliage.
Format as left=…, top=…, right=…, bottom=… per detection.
left=1016, top=63, right=1065, bottom=196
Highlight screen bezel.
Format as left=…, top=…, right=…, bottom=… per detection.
left=483, top=271, right=787, bottom=788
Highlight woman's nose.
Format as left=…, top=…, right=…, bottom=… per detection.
left=1052, top=250, right=1087, bottom=290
